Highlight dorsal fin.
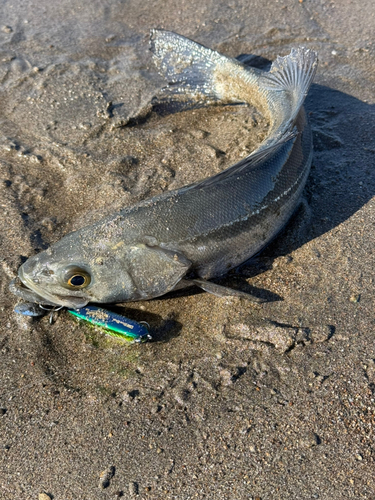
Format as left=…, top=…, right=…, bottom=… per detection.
left=263, top=47, right=318, bottom=123
left=192, top=128, right=297, bottom=189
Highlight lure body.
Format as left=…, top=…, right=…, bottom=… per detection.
left=67, top=305, right=150, bottom=342
left=10, top=31, right=318, bottom=308
left=14, top=302, right=45, bottom=317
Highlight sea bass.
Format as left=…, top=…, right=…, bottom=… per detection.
left=10, top=30, right=317, bottom=309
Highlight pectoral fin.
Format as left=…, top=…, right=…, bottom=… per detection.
left=127, top=244, right=191, bottom=299
left=189, top=278, right=266, bottom=303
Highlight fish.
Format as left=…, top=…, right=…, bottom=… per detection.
left=67, top=305, right=151, bottom=342
left=9, top=30, right=318, bottom=309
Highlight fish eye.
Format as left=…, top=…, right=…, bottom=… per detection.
left=62, top=267, right=91, bottom=289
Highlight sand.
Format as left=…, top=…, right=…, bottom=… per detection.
left=1, top=0, right=375, bottom=498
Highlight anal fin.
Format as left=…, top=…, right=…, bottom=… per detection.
left=189, top=278, right=266, bottom=303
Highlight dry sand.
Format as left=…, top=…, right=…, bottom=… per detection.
left=1, top=0, right=375, bottom=498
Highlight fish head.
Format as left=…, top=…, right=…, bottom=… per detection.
left=14, top=228, right=192, bottom=307
left=15, top=232, right=138, bottom=308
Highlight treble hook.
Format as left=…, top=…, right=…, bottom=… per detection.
left=39, top=304, right=63, bottom=324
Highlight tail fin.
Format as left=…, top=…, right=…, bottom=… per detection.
left=263, top=47, right=318, bottom=123
left=193, top=128, right=297, bottom=189
left=150, top=29, right=240, bottom=104
left=150, top=30, right=317, bottom=124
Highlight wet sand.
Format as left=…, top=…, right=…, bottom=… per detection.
left=1, top=0, right=375, bottom=498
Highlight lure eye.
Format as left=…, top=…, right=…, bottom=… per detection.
left=63, top=267, right=91, bottom=289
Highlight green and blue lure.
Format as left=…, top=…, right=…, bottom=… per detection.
left=14, top=302, right=151, bottom=343
left=67, top=305, right=151, bottom=342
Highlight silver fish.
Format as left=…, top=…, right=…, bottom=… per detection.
left=10, top=30, right=317, bottom=309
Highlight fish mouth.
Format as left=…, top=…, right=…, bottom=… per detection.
left=9, top=277, right=58, bottom=306
left=11, top=269, right=90, bottom=309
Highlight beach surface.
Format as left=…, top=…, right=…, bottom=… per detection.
left=1, top=0, right=375, bottom=498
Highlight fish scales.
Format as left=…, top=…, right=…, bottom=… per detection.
left=10, top=30, right=317, bottom=308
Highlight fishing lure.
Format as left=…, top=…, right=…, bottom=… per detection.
left=14, top=302, right=151, bottom=342
left=67, top=305, right=151, bottom=342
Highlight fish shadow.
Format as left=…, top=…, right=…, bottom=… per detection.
left=239, top=57, right=374, bottom=265
left=151, top=50, right=375, bottom=280
left=223, top=57, right=375, bottom=279
left=250, top=83, right=375, bottom=269
left=152, top=77, right=375, bottom=292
